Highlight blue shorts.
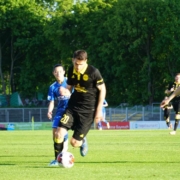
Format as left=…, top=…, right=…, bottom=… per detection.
left=52, top=110, right=65, bottom=128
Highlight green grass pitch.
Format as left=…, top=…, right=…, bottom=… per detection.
left=0, top=129, right=180, bottom=180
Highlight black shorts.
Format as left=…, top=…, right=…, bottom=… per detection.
left=59, top=109, right=95, bottom=141
left=172, top=101, right=180, bottom=114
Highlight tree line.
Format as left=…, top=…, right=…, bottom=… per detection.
left=1, top=0, right=180, bottom=106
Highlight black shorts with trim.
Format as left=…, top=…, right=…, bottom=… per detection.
left=59, top=109, right=95, bottom=141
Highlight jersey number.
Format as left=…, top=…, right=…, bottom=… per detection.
left=60, top=114, right=69, bottom=124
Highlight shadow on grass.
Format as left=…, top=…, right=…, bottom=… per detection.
left=24, top=160, right=180, bottom=169
left=0, top=155, right=50, bottom=157
left=1, top=161, right=180, bottom=167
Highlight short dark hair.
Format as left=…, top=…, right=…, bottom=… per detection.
left=73, top=50, right=87, bottom=60
left=53, top=64, right=64, bottom=71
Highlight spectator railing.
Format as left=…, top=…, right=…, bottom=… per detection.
left=0, top=103, right=173, bottom=123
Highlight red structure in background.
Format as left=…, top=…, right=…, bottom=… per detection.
left=100, top=121, right=130, bottom=130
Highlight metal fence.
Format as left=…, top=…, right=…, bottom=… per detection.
left=0, top=108, right=49, bottom=122
left=0, top=103, right=174, bottom=123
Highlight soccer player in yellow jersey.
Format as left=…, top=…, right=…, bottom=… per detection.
left=161, top=73, right=180, bottom=135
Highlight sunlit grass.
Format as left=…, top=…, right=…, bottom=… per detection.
left=0, top=129, right=180, bottom=180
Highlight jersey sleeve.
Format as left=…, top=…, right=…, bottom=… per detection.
left=93, top=68, right=104, bottom=86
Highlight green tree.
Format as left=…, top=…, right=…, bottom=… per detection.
left=0, top=0, right=49, bottom=103
left=103, top=0, right=180, bottom=105
left=2, top=0, right=180, bottom=107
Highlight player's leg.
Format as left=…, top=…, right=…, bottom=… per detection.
left=97, top=121, right=102, bottom=130
left=70, top=136, right=88, bottom=156
left=62, top=133, right=68, bottom=152
left=164, top=108, right=171, bottom=129
left=49, top=115, right=59, bottom=166
left=49, top=128, right=59, bottom=166
left=170, top=114, right=179, bottom=135
left=49, top=128, right=68, bottom=165
left=102, top=111, right=110, bottom=129
left=56, top=109, right=74, bottom=154
left=71, top=112, right=94, bottom=156
left=49, top=114, right=68, bottom=166
left=106, top=121, right=110, bottom=129
left=54, top=127, right=68, bottom=156
left=170, top=102, right=180, bottom=135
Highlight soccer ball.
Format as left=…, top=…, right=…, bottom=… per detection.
left=57, top=152, right=75, bottom=168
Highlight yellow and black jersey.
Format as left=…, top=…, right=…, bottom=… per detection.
left=168, top=82, right=180, bottom=101
left=67, top=65, right=104, bottom=112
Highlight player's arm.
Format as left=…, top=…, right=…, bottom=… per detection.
left=67, top=85, right=73, bottom=93
left=59, top=85, right=73, bottom=96
left=160, top=87, right=180, bottom=107
left=164, top=83, right=175, bottom=95
left=165, top=88, right=174, bottom=95
left=95, top=83, right=106, bottom=123
left=47, top=101, right=54, bottom=119
left=173, top=86, right=180, bottom=96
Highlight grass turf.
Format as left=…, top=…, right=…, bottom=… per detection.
left=0, top=129, right=180, bottom=180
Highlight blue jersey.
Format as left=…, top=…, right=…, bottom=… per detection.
left=47, top=79, right=70, bottom=113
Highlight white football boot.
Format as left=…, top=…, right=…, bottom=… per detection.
left=169, top=131, right=176, bottom=135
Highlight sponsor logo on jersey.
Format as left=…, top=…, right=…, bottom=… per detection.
left=57, top=95, right=70, bottom=100
left=75, top=84, right=87, bottom=93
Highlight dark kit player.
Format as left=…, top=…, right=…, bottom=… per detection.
left=56, top=49, right=106, bottom=157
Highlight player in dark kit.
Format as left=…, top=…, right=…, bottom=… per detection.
left=161, top=73, right=180, bottom=135
left=163, top=102, right=172, bottom=129
left=56, top=50, right=106, bottom=156
left=162, top=84, right=174, bottom=129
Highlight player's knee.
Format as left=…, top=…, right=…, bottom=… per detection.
left=175, top=114, right=180, bottom=120
left=54, top=132, right=64, bottom=143
left=54, top=136, right=64, bottom=143
left=165, top=117, right=170, bottom=122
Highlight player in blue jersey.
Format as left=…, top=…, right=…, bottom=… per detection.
left=97, top=99, right=110, bottom=130
left=47, top=64, right=71, bottom=166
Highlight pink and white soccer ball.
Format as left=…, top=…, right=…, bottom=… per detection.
left=57, top=152, right=75, bottom=168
